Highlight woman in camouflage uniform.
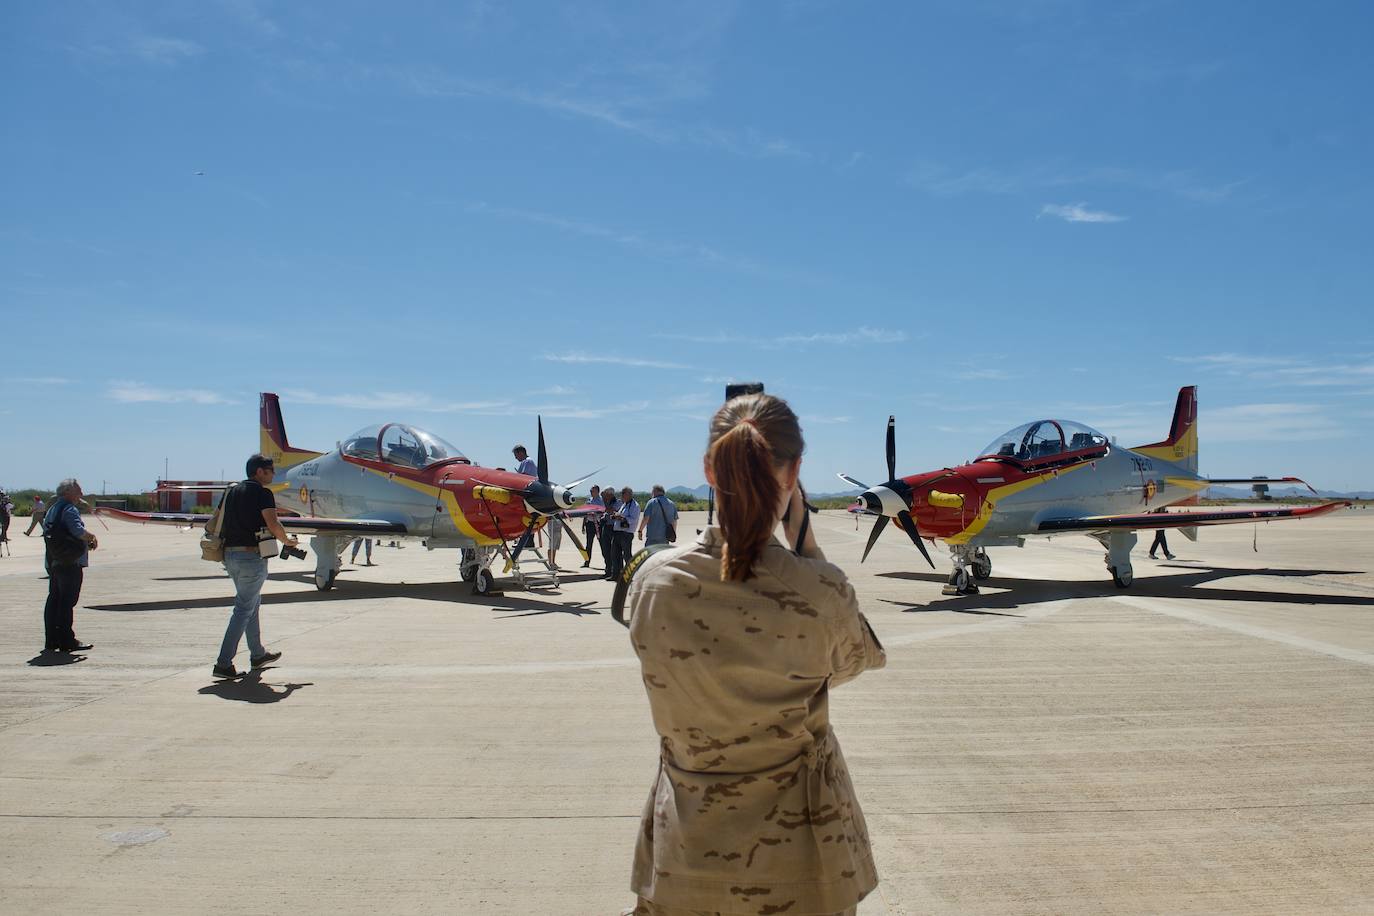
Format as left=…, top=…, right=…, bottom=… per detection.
left=625, top=393, right=886, bottom=916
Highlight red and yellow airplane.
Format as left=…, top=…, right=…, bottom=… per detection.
left=97, top=393, right=601, bottom=594
left=839, top=386, right=1349, bottom=594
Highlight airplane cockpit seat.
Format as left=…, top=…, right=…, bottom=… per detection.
left=387, top=446, right=425, bottom=469
left=1070, top=432, right=1094, bottom=450
left=342, top=437, right=380, bottom=460
left=998, top=444, right=1016, bottom=457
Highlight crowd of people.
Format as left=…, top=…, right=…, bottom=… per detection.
left=19, top=397, right=877, bottom=914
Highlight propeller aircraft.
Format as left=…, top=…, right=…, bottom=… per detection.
left=97, top=393, right=601, bottom=595
left=839, top=386, right=1349, bottom=595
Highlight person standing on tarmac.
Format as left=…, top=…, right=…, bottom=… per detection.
left=581, top=485, right=603, bottom=569
left=41, top=479, right=98, bottom=654
left=621, top=393, right=885, bottom=916
left=213, top=454, right=300, bottom=679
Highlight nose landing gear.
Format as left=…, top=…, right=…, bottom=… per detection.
left=943, top=544, right=983, bottom=596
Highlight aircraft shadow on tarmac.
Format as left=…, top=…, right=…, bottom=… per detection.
left=197, top=669, right=313, bottom=703
left=87, top=576, right=604, bottom=620
left=878, top=565, right=1373, bottom=615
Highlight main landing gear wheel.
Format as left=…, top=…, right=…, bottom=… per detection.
left=971, top=551, right=992, bottom=581
left=1111, top=567, right=1133, bottom=589
left=473, top=568, right=495, bottom=596
left=459, top=548, right=477, bottom=582
left=315, top=568, right=338, bottom=592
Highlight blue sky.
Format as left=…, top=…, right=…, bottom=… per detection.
left=3, top=1, right=1371, bottom=494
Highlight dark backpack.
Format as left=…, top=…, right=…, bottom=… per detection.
left=43, top=501, right=86, bottom=567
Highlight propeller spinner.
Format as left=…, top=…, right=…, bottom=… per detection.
left=838, top=415, right=935, bottom=569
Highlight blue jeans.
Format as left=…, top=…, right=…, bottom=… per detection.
left=219, top=551, right=268, bottom=666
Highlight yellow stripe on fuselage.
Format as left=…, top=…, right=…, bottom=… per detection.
left=361, top=467, right=493, bottom=545
left=944, top=461, right=1093, bottom=545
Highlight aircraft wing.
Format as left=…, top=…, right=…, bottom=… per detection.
left=1037, top=501, right=1350, bottom=533
left=560, top=505, right=606, bottom=518
left=95, top=507, right=409, bottom=537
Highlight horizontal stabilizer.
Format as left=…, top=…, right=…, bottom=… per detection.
left=1206, top=476, right=1318, bottom=496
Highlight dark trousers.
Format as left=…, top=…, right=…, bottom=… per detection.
left=1150, top=530, right=1170, bottom=555
left=44, top=564, right=83, bottom=650
left=598, top=525, right=615, bottom=571
left=582, top=519, right=597, bottom=565
left=610, top=530, right=634, bottom=580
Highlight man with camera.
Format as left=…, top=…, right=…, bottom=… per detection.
left=214, top=454, right=299, bottom=679
left=41, top=479, right=98, bottom=653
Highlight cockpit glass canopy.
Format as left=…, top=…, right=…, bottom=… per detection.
left=977, top=420, right=1108, bottom=462
left=341, top=424, right=467, bottom=468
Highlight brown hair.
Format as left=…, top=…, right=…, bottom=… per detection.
left=707, top=393, right=804, bottom=582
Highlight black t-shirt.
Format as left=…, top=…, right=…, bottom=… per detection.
left=221, top=479, right=277, bottom=547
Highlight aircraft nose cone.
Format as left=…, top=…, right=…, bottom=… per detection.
left=865, top=484, right=909, bottom=517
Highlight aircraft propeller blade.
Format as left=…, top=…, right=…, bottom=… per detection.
left=885, top=415, right=896, bottom=482
left=557, top=515, right=591, bottom=562
left=536, top=416, right=550, bottom=483
left=561, top=468, right=606, bottom=493
left=860, top=513, right=887, bottom=563
left=836, top=472, right=869, bottom=490
left=896, top=510, right=935, bottom=569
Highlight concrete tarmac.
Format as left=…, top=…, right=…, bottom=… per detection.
left=2, top=509, right=1372, bottom=914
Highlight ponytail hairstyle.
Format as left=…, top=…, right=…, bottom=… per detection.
left=707, top=394, right=804, bottom=582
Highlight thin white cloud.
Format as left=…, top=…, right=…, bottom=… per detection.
left=282, top=390, right=510, bottom=413
left=131, top=36, right=205, bottom=65
left=541, top=352, right=689, bottom=370
left=107, top=381, right=235, bottom=405
left=1206, top=403, right=1346, bottom=442
left=955, top=368, right=1013, bottom=381
left=1172, top=352, right=1374, bottom=388
left=802, top=415, right=851, bottom=425
left=403, top=71, right=804, bottom=160
left=775, top=327, right=908, bottom=346
left=220, top=0, right=281, bottom=38
left=659, top=327, right=908, bottom=348
left=468, top=202, right=795, bottom=278
left=905, top=160, right=1243, bottom=204
left=1039, top=202, right=1127, bottom=223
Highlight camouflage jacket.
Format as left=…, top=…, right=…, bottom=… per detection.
left=627, top=527, right=886, bottom=914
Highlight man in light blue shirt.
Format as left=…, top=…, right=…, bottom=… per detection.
left=512, top=444, right=538, bottom=477
left=610, top=486, right=640, bottom=580
left=638, top=485, right=679, bottom=547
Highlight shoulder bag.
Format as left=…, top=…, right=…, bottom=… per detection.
left=200, top=485, right=236, bottom=562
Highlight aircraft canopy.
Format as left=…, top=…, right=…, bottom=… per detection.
left=977, top=419, right=1108, bottom=462
left=341, top=424, right=468, bottom=468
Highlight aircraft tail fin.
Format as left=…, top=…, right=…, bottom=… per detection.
left=259, top=393, right=324, bottom=469
left=1132, top=385, right=1198, bottom=473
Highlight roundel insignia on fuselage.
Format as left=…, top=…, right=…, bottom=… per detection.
left=299, top=485, right=308, bottom=504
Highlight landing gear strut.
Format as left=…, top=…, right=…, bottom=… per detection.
left=1096, top=530, right=1137, bottom=589
left=310, top=535, right=345, bottom=591
left=943, top=544, right=981, bottom=596
left=461, top=546, right=501, bottom=595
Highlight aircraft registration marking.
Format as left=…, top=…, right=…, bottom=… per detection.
left=977, top=477, right=1005, bottom=483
